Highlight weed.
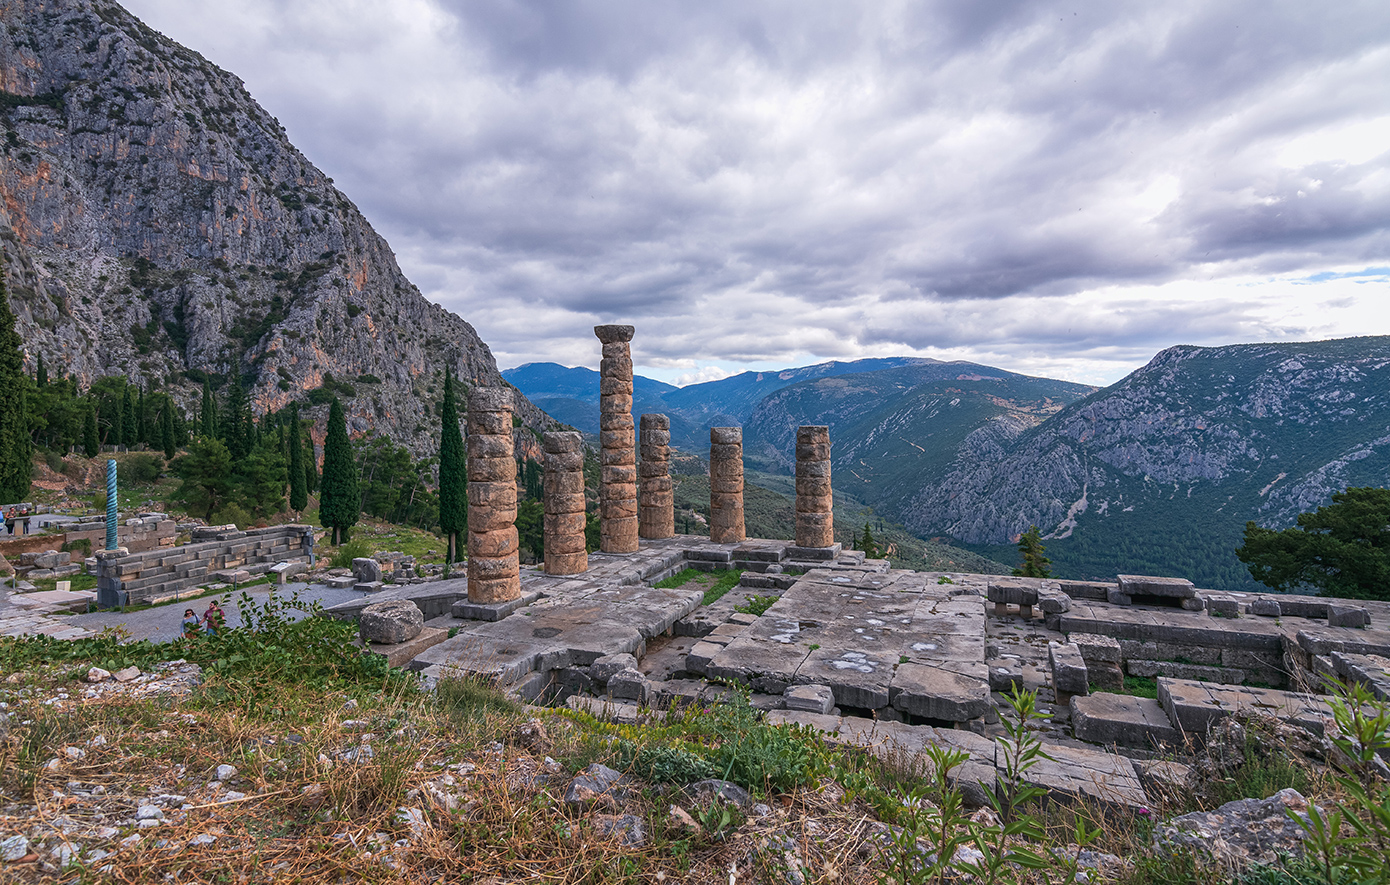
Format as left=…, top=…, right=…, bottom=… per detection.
left=735, top=594, right=779, bottom=616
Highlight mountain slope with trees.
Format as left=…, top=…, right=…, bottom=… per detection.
left=0, top=0, right=553, bottom=458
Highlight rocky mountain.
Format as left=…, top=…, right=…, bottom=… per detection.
left=505, top=356, right=939, bottom=450
left=0, top=0, right=554, bottom=455
left=741, top=362, right=1096, bottom=520
left=893, top=337, right=1390, bottom=591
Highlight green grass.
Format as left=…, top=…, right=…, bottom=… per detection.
left=1095, top=675, right=1159, bottom=699
left=654, top=568, right=746, bottom=605
left=21, top=573, right=98, bottom=594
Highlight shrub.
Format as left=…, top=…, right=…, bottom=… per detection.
left=329, top=538, right=370, bottom=569
left=116, top=451, right=164, bottom=484
left=61, top=537, right=92, bottom=557
left=209, top=502, right=252, bottom=529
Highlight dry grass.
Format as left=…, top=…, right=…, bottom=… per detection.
left=0, top=670, right=902, bottom=884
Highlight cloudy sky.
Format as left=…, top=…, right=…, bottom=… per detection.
left=124, top=0, right=1390, bottom=386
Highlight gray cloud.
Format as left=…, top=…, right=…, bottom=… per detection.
left=124, top=0, right=1390, bottom=384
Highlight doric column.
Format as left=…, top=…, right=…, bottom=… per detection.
left=709, top=427, right=746, bottom=544
left=594, top=325, right=639, bottom=553
left=639, top=414, right=674, bottom=539
left=466, top=388, right=520, bottom=603
left=794, top=425, right=834, bottom=548
left=542, top=431, right=588, bottom=575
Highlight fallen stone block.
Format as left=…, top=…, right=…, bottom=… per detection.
left=355, top=581, right=386, bottom=593
left=1206, top=596, right=1241, bottom=618
left=1250, top=598, right=1281, bottom=617
left=607, top=668, right=649, bottom=704
left=685, top=641, right=723, bottom=676
left=784, top=684, right=835, bottom=714
left=1071, top=633, right=1121, bottom=664
left=590, top=653, right=640, bottom=685
left=359, top=599, right=424, bottom=645
left=351, top=557, right=383, bottom=583
left=1049, top=642, right=1089, bottom=698
left=1071, top=693, right=1180, bottom=748
left=1328, top=605, right=1370, bottom=629
left=987, top=579, right=1038, bottom=607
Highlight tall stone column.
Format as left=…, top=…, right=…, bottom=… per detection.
left=709, top=427, right=746, bottom=543
left=639, top=414, right=674, bottom=539
left=466, top=388, right=521, bottom=603
left=594, top=325, right=639, bottom=553
left=543, top=431, right=588, bottom=575
left=794, top=425, right=835, bottom=549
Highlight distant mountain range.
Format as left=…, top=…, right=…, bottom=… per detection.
left=508, top=337, right=1390, bottom=593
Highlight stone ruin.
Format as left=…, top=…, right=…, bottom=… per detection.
left=84, top=321, right=1390, bottom=813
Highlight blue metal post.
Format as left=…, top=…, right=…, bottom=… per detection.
left=105, top=459, right=118, bottom=550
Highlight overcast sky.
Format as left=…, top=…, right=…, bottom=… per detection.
left=124, top=0, right=1390, bottom=386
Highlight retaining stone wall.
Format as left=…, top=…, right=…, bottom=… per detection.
left=95, top=524, right=314, bottom=607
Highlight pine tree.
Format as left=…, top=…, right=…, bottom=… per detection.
left=319, top=398, right=359, bottom=545
left=82, top=401, right=99, bottom=458
left=136, top=388, right=147, bottom=445
left=0, top=279, right=32, bottom=501
left=120, top=385, right=137, bottom=447
left=160, top=399, right=176, bottom=459
left=437, top=368, right=466, bottom=564
left=199, top=381, right=218, bottom=439
left=1013, top=526, right=1052, bottom=579
left=35, top=351, right=46, bottom=388
left=288, top=404, right=307, bottom=512
left=860, top=522, right=879, bottom=559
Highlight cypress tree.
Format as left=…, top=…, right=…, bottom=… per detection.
left=319, top=398, right=359, bottom=545
left=199, top=381, right=217, bottom=439
left=223, top=382, right=248, bottom=459
left=35, top=351, right=46, bottom=388
left=137, top=388, right=149, bottom=445
left=438, top=368, right=466, bottom=564
left=288, top=404, right=307, bottom=512
left=160, top=399, right=176, bottom=459
left=0, top=280, right=32, bottom=501
left=121, top=385, right=137, bottom=447
left=82, top=401, right=99, bottom=457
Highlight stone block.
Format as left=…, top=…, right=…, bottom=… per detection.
left=1328, top=605, right=1370, bottom=628
left=1071, top=693, right=1181, bottom=748
left=686, top=641, right=724, bottom=676
left=1207, top=596, right=1241, bottom=618
left=1117, top=574, right=1196, bottom=598
left=1049, top=642, right=1089, bottom=697
left=1250, top=598, right=1282, bottom=617
left=1039, top=593, right=1070, bottom=614
left=1071, top=633, right=1122, bottom=664
left=607, top=668, right=649, bottom=704
left=359, top=599, right=425, bottom=644
left=784, top=684, right=835, bottom=714
left=352, top=558, right=383, bottom=583
left=591, top=653, right=640, bottom=685
left=987, top=579, right=1038, bottom=606
left=355, top=581, right=386, bottom=593
left=889, top=663, right=990, bottom=722
left=1107, top=588, right=1132, bottom=606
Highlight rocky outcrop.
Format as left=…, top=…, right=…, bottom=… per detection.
left=0, top=0, right=553, bottom=456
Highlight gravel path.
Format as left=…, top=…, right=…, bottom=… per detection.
left=65, top=582, right=375, bottom=643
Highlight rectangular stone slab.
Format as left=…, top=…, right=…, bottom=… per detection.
left=1014, top=741, right=1150, bottom=809
left=1070, top=693, right=1181, bottom=748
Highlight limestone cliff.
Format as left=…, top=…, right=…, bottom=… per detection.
left=0, top=0, right=553, bottom=456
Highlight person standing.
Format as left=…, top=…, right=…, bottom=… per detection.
left=181, top=608, right=201, bottom=639
left=203, top=600, right=225, bottom=635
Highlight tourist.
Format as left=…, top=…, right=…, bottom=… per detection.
left=203, top=600, right=226, bottom=635
left=181, top=608, right=201, bottom=639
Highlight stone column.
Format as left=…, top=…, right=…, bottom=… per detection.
left=794, top=425, right=834, bottom=549
left=543, top=431, right=588, bottom=575
left=466, top=388, right=521, bottom=603
left=595, top=325, right=639, bottom=553
left=709, top=427, right=746, bottom=543
left=639, top=414, right=674, bottom=539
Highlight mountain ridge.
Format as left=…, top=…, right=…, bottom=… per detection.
left=0, top=0, right=554, bottom=454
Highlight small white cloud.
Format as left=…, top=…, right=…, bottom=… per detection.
left=673, top=365, right=736, bottom=387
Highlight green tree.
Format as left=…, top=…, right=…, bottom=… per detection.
left=319, top=398, right=359, bottom=545
left=82, top=401, right=99, bottom=458
left=237, top=437, right=287, bottom=518
left=223, top=381, right=249, bottom=460
left=438, top=368, right=466, bottom=563
left=287, top=404, right=307, bottom=512
left=172, top=436, right=233, bottom=520
left=858, top=522, right=880, bottom=559
left=1237, top=487, right=1390, bottom=600
left=199, top=381, right=218, bottom=439
left=120, top=385, right=137, bottom=447
left=1013, top=526, right=1052, bottom=578
left=35, top=351, right=46, bottom=388
left=160, top=398, right=176, bottom=459
left=0, top=281, right=32, bottom=501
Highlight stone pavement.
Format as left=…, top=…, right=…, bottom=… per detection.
left=0, top=584, right=96, bottom=640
